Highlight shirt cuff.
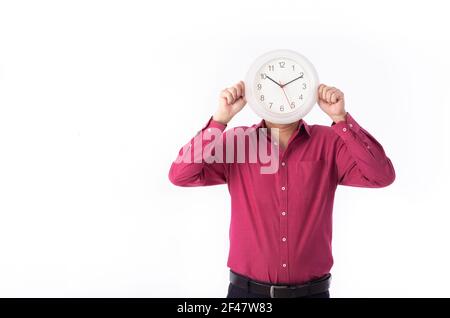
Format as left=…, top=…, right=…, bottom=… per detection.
left=196, top=116, right=227, bottom=136
left=331, top=112, right=361, bottom=140
left=205, top=116, right=227, bottom=131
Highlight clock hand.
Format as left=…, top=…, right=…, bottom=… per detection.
left=279, top=80, right=292, bottom=107
left=283, top=75, right=304, bottom=87
left=265, top=75, right=282, bottom=88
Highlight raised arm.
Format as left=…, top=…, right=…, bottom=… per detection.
left=168, top=81, right=246, bottom=187
left=317, top=84, right=395, bottom=188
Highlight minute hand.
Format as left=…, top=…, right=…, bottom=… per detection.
left=283, top=75, right=303, bottom=87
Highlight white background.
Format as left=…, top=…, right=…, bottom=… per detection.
left=0, top=0, right=449, bottom=297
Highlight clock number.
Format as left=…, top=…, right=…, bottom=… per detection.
left=299, top=94, right=303, bottom=100
left=257, top=83, right=262, bottom=90
left=260, top=73, right=267, bottom=80
left=260, top=95, right=265, bottom=101
left=290, top=102, right=295, bottom=109
left=299, top=72, right=304, bottom=78
left=279, top=61, right=285, bottom=68
left=280, top=105, right=284, bottom=112
left=269, top=102, right=273, bottom=109
left=292, top=65, right=295, bottom=71
left=302, top=83, right=307, bottom=89
left=268, top=65, right=274, bottom=71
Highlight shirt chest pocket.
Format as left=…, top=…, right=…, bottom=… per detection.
left=294, top=159, right=327, bottom=189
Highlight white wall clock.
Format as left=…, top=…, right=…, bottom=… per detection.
left=244, top=49, right=319, bottom=124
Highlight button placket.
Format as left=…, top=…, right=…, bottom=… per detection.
left=279, top=155, right=289, bottom=281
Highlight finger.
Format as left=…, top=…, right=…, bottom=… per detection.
left=321, top=85, right=331, bottom=100
left=318, top=84, right=325, bottom=97
left=240, top=81, right=245, bottom=98
left=330, top=92, right=338, bottom=104
left=220, top=89, right=228, bottom=101
left=331, top=89, right=343, bottom=102
left=221, top=90, right=234, bottom=104
left=325, top=88, right=337, bottom=102
left=228, top=87, right=238, bottom=101
left=235, top=82, right=242, bottom=97
left=226, top=90, right=235, bottom=104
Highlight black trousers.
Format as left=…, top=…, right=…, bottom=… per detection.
left=226, top=282, right=330, bottom=298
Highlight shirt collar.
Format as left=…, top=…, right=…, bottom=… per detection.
left=255, top=118, right=311, bottom=137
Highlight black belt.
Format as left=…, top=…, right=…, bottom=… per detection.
left=230, top=270, right=331, bottom=298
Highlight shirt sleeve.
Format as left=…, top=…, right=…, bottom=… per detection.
left=168, top=116, right=228, bottom=187
left=331, top=112, right=396, bottom=188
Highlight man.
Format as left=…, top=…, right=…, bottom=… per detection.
left=168, top=81, right=395, bottom=298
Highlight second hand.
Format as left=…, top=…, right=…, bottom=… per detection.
left=279, top=80, right=291, bottom=107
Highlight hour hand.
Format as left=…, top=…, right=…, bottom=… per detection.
left=265, top=75, right=282, bottom=88
left=283, top=75, right=303, bottom=87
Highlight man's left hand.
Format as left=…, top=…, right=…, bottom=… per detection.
left=317, top=84, right=347, bottom=123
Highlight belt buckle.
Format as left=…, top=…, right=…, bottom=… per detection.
left=269, top=285, right=289, bottom=298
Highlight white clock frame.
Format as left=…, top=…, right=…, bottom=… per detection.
left=244, top=49, right=320, bottom=124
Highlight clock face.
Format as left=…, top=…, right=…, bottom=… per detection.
left=245, top=50, right=319, bottom=124
left=255, top=58, right=310, bottom=115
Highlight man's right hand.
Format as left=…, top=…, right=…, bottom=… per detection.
left=213, top=81, right=246, bottom=125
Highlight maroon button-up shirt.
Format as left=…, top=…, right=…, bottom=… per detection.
left=169, top=112, right=395, bottom=285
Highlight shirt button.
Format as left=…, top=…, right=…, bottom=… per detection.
left=282, top=237, right=287, bottom=242
left=282, top=263, right=287, bottom=268
left=342, top=127, right=347, bottom=132
left=281, top=211, right=286, bottom=216
left=281, top=186, right=286, bottom=191
left=281, top=162, right=286, bottom=166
